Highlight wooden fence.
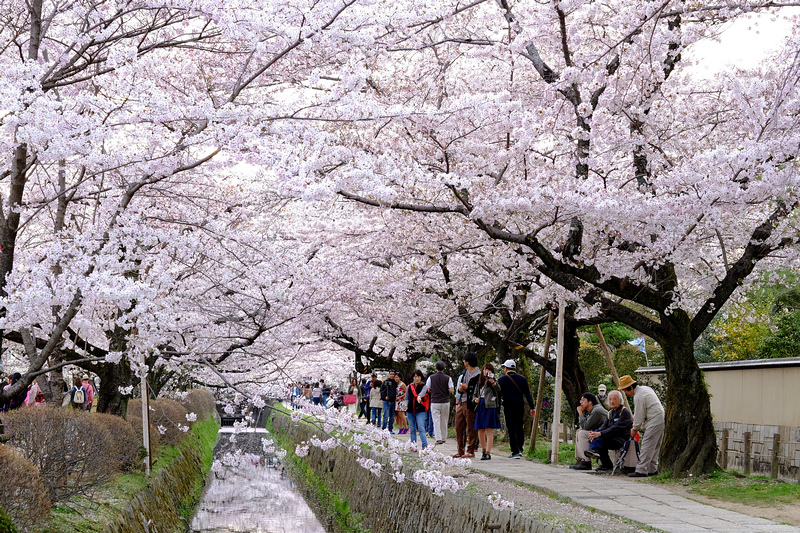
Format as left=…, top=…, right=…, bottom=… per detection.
left=715, top=422, right=800, bottom=482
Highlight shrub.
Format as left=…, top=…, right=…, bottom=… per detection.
left=0, top=446, right=50, bottom=528
left=180, top=389, right=216, bottom=420
left=93, top=413, right=141, bottom=471
left=3, top=407, right=121, bottom=503
left=126, top=411, right=162, bottom=451
left=127, top=398, right=190, bottom=446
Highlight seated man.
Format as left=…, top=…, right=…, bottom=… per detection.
left=584, top=390, right=632, bottom=472
left=570, top=392, right=608, bottom=470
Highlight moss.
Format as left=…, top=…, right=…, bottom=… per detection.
left=0, top=510, right=18, bottom=533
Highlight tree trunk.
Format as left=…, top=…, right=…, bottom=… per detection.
left=658, top=310, right=718, bottom=475
left=95, top=359, right=132, bottom=417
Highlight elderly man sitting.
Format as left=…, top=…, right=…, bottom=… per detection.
left=584, top=390, right=633, bottom=472
left=569, top=392, right=607, bottom=470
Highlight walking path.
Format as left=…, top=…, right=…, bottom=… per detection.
left=392, top=433, right=800, bottom=533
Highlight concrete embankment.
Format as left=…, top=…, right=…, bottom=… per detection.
left=269, top=409, right=563, bottom=533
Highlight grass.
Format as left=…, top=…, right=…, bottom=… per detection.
left=523, top=439, right=576, bottom=465
left=678, top=471, right=800, bottom=507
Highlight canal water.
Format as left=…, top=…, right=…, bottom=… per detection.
left=190, top=427, right=327, bottom=533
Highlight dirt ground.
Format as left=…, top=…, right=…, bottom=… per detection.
left=661, top=484, right=800, bottom=527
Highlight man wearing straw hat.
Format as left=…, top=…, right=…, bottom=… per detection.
left=619, top=375, right=664, bottom=477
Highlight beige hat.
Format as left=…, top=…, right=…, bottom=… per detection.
left=617, top=375, right=637, bottom=390
left=597, top=384, right=607, bottom=392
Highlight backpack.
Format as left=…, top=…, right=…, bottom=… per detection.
left=72, top=386, right=86, bottom=405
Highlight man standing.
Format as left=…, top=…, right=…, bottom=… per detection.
left=362, top=374, right=376, bottom=423
left=596, top=384, right=609, bottom=410
left=452, top=353, right=481, bottom=458
left=497, top=360, right=536, bottom=459
left=570, top=392, right=608, bottom=470
left=380, top=370, right=398, bottom=433
left=619, top=375, right=665, bottom=477
left=422, top=362, right=453, bottom=445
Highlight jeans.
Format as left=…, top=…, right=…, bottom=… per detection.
left=407, top=411, right=428, bottom=448
left=371, top=407, right=382, bottom=424
left=425, top=410, right=434, bottom=436
left=358, top=400, right=369, bottom=419
left=322, top=394, right=329, bottom=407
left=382, top=400, right=396, bottom=431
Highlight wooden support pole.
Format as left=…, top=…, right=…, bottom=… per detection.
left=771, top=433, right=781, bottom=479
left=743, top=432, right=751, bottom=476
left=594, top=324, right=630, bottom=411
left=530, top=310, right=554, bottom=452
left=720, top=429, right=729, bottom=470
left=550, top=302, right=565, bottom=464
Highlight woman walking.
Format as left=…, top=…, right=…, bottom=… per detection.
left=405, top=370, right=429, bottom=451
left=369, top=379, right=383, bottom=425
left=394, top=375, right=408, bottom=434
left=473, top=363, right=502, bottom=460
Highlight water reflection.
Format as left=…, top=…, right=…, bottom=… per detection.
left=191, top=428, right=327, bottom=533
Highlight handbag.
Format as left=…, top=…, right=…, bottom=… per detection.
left=396, top=399, right=408, bottom=412
left=342, top=394, right=357, bottom=405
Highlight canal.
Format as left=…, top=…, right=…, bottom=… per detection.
left=190, top=427, right=328, bottom=533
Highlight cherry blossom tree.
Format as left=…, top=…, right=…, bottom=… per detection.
left=278, top=1, right=800, bottom=476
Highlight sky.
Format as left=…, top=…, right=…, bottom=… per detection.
left=689, top=11, right=797, bottom=74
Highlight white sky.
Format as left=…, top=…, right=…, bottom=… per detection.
left=689, top=11, right=797, bottom=73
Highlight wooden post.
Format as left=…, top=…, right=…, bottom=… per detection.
left=141, top=357, right=152, bottom=476
left=530, top=310, right=554, bottom=452
left=550, top=301, right=565, bottom=464
left=720, top=429, right=729, bottom=470
left=594, top=324, right=631, bottom=411
left=743, top=432, right=751, bottom=476
left=771, top=433, right=781, bottom=479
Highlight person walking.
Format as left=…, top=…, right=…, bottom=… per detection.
left=369, top=379, right=383, bottom=425
left=473, top=364, right=502, bottom=460
left=357, top=378, right=368, bottom=419
left=68, top=377, right=87, bottom=410
left=453, top=352, right=481, bottom=458
left=497, top=359, right=536, bottom=459
left=380, top=370, right=398, bottom=433
left=421, top=361, right=453, bottom=445
left=619, top=375, right=665, bottom=477
left=81, top=375, right=95, bottom=412
left=394, top=373, right=408, bottom=434
left=405, top=370, right=429, bottom=451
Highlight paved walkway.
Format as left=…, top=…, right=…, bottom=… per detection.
left=391, top=432, right=800, bottom=533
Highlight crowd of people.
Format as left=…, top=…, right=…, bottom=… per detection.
left=1, top=373, right=96, bottom=413
left=294, top=353, right=665, bottom=475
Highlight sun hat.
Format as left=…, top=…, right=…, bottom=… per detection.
left=617, top=375, right=637, bottom=390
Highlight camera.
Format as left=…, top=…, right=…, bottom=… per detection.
left=486, top=372, right=494, bottom=379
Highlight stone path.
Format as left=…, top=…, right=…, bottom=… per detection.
left=391, top=432, right=800, bottom=533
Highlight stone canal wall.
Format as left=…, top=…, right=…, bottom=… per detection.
left=270, top=410, right=563, bottom=533
left=104, top=431, right=213, bottom=533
